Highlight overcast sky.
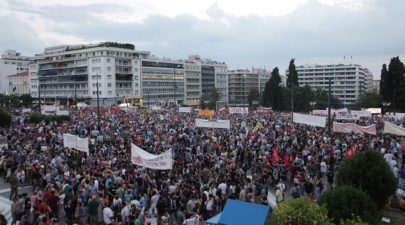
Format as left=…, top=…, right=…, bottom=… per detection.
left=1, top=0, right=404, bottom=78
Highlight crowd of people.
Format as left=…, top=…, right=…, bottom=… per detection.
left=0, top=106, right=404, bottom=225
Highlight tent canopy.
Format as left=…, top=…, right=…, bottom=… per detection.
left=206, top=199, right=270, bottom=225
left=206, top=213, right=222, bottom=225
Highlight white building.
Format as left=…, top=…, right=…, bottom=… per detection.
left=29, top=43, right=149, bottom=105
left=8, top=71, right=29, bottom=95
left=0, top=50, right=31, bottom=94
left=289, top=64, right=373, bottom=105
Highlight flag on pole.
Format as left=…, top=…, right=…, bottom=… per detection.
left=272, top=145, right=280, bottom=164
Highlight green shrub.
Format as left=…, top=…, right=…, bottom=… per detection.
left=267, top=197, right=332, bottom=225
left=30, top=112, right=70, bottom=123
left=0, top=108, right=11, bottom=127
left=319, top=186, right=377, bottom=224
left=336, top=150, right=396, bottom=209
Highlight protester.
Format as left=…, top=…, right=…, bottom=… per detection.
left=0, top=107, right=403, bottom=225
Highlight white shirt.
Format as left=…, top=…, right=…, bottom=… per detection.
left=218, top=183, right=227, bottom=195
left=103, top=207, right=113, bottom=224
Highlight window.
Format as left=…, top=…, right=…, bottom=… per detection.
left=107, top=75, right=112, bottom=79
left=108, top=83, right=112, bottom=87
left=107, top=58, right=111, bottom=63
left=108, top=91, right=112, bottom=95
left=134, top=76, right=139, bottom=80
left=92, top=67, right=101, bottom=72
left=107, top=67, right=112, bottom=71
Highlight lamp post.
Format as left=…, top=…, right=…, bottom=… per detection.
left=328, top=77, right=332, bottom=135
left=96, top=74, right=101, bottom=132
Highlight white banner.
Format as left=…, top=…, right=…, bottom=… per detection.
left=351, top=110, right=372, bottom=118
left=386, top=112, right=405, bottom=120
left=179, top=107, right=192, bottom=113
left=384, top=122, right=405, bottom=136
left=22, top=108, right=32, bottom=113
left=195, top=119, right=231, bottom=129
left=333, top=122, right=377, bottom=135
left=131, top=143, right=173, bottom=170
left=312, top=110, right=328, bottom=116
left=63, top=133, right=89, bottom=154
left=229, top=107, right=249, bottom=114
left=56, top=110, right=69, bottom=116
left=293, top=113, right=326, bottom=127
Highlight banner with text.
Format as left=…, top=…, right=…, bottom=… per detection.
left=195, top=119, right=231, bottom=129
left=293, top=113, right=326, bottom=127
left=131, top=143, right=173, bottom=170
left=229, top=107, right=249, bottom=114
left=179, top=107, right=192, bottom=113
left=63, top=133, right=89, bottom=154
left=384, top=122, right=405, bottom=136
left=333, top=122, right=376, bottom=135
left=256, top=107, right=272, bottom=113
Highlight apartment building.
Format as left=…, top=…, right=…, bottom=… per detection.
left=0, top=50, right=31, bottom=94
left=289, top=64, right=373, bottom=105
left=228, top=70, right=259, bottom=106
left=29, top=43, right=149, bottom=105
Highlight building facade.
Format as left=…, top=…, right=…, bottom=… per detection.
left=184, top=56, right=202, bottom=106
left=228, top=70, right=259, bottom=106
left=289, top=64, right=373, bottom=105
left=252, top=67, right=271, bottom=94
left=141, top=58, right=185, bottom=107
left=0, top=50, right=31, bottom=94
left=8, top=71, right=29, bottom=95
left=29, top=44, right=149, bottom=105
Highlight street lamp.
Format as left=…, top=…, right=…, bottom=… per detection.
left=96, top=74, right=101, bottom=132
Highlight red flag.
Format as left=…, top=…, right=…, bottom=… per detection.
left=290, top=152, right=295, bottom=163
left=272, top=145, right=280, bottom=164
left=283, top=153, right=289, bottom=166
left=344, top=144, right=358, bottom=157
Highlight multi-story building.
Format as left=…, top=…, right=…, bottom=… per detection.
left=290, top=64, right=373, bottom=105
left=29, top=43, right=149, bottom=105
left=8, top=71, right=29, bottom=95
left=184, top=55, right=228, bottom=107
left=141, top=57, right=185, bottom=107
left=228, top=69, right=259, bottom=106
left=252, top=67, right=271, bottom=94
left=0, top=50, right=31, bottom=94
left=184, top=56, right=202, bottom=106
left=371, top=80, right=380, bottom=93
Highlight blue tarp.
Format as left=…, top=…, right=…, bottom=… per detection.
left=206, top=213, right=222, bottom=224
left=205, top=199, right=270, bottom=225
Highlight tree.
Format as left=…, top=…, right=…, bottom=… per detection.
left=355, top=91, right=382, bottom=109
left=319, top=186, right=377, bottom=224
left=247, top=88, right=260, bottom=109
left=313, top=89, right=343, bottom=109
left=294, top=85, right=314, bottom=112
left=287, top=59, right=299, bottom=88
left=380, top=57, right=405, bottom=112
left=336, top=150, right=397, bottom=209
left=0, top=108, right=11, bottom=127
left=263, top=67, right=283, bottom=110
left=267, top=197, right=332, bottom=225
left=200, top=88, right=220, bottom=110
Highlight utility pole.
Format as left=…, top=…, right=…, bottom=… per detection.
left=291, top=74, right=294, bottom=123
left=328, top=77, right=332, bottom=135
left=96, top=75, right=101, bottom=132
left=173, top=67, right=176, bottom=107
left=38, top=83, right=41, bottom=113
left=74, top=84, right=77, bottom=105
